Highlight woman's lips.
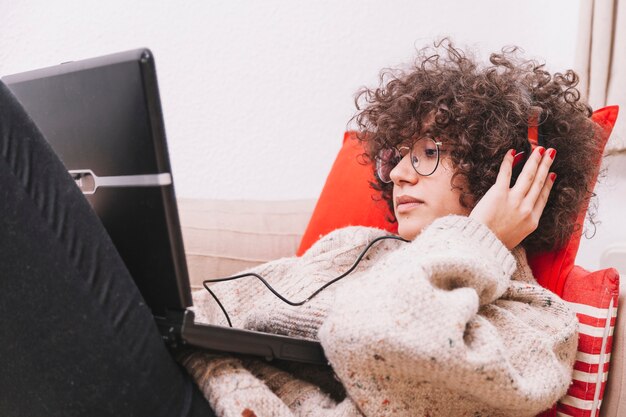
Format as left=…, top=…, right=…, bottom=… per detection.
left=395, top=195, right=425, bottom=214
left=396, top=203, right=424, bottom=214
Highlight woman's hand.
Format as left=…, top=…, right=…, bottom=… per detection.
left=469, top=147, right=557, bottom=250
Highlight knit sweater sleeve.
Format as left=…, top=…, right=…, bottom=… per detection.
left=191, top=225, right=389, bottom=331
left=317, top=215, right=578, bottom=417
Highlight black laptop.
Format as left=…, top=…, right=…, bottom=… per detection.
left=2, top=49, right=326, bottom=365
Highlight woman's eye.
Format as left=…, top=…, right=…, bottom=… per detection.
left=425, top=148, right=437, bottom=157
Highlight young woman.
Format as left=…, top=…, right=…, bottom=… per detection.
left=0, top=40, right=601, bottom=417
left=182, top=41, right=601, bottom=417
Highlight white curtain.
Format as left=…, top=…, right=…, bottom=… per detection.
left=575, top=0, right=626, bottom=153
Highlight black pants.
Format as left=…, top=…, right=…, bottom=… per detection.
left=0, top=81, right=215, bottom=417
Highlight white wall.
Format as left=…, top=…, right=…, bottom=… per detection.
left=3, top=0, right=624, bottom=271
left=578, top=154, right=626, bottom=273
left=1, top=0, right=582, bottom=200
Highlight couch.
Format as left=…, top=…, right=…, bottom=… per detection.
left=177, top=198, right=625, bottom=417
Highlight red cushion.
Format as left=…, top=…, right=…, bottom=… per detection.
left=544, top=266, right=619, bottom=417
left=528, top=106, right=619, bottom=294
left=295, top=131, right=397, bottom=256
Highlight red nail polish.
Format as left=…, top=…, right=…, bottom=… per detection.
left=550, top=172, right=557, bottom=181
left=538, top=147, right=546, bottom=156
left=510, top=149, right=516, bottom=157
left=549, top=149, right=556, bottom=159
left=512, top=151, right=525, bottom=168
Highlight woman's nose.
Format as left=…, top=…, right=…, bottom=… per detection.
left=389, top=154, right=418, bottom=185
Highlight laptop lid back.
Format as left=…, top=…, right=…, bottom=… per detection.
left=2, top=49, right=192, bottom=315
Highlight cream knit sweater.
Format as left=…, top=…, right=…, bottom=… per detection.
left=181, top=215, right=578, bottom=417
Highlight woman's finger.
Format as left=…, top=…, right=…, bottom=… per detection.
left=495, top=149, right=515, bottom=188
left=511, top=146, right=545, bottom=197
left=524, top=148, right=555, bottom=204
left=532, top=171, right=556, bottom=216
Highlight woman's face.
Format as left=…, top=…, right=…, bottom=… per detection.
left=390, top=143, right=471, bottom=240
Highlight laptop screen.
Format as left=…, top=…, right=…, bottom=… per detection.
left=2, top=49, right=192, bottom=315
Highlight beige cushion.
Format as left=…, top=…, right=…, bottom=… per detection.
left=177, top=198, right=316, bottom=289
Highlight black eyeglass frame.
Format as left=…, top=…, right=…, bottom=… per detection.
left=375, top=137, right=443, bottom=183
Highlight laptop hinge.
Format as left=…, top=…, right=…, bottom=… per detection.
left=154, top=309, right=195, bottom=349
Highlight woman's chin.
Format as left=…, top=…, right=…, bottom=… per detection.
left=396, top=221, right=424, bottom=241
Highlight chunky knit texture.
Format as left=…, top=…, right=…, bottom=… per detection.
left=183, top=215, right=578, bottom=417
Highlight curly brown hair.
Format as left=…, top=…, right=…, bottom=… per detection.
left=352, top=39, right=603, bottom=254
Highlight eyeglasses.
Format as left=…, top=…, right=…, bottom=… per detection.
left=375, top=137, right=443, bottom=183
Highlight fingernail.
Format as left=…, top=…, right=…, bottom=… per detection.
left=510, top=149, right=516, bottom=157
left=512, top=151, right=525, bottom=168
left=549, top=148, right=556, bottom=159
left=550, top=172, right=557, bottom=181
left=538, top=147, right=546, bottom=156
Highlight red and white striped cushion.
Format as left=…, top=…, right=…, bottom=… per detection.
left=553, top=266, right=620, bottom=417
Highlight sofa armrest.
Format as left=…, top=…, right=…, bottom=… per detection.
left=177, top=198, right=316, bottom=289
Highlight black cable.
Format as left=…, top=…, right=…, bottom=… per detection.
left=202, top=234, right=408, bottom=327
